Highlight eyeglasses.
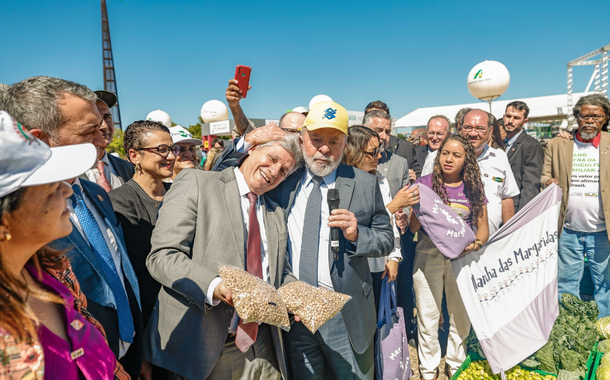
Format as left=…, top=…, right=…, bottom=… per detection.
left=461, top=125, right=488, bottom=134
left=138, top=144, right=175, bottom=157
left=280, top=127, right=299, bottom=134
left=172, top=145, right=198, bottom=155
left=364, top=145, right=384, bottom=157
left=577, top=114, right=606, bottom=122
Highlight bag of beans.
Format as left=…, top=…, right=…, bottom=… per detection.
left=278, top=281, right=352, bottom=333
left=218, top=266, right=290, bottom=331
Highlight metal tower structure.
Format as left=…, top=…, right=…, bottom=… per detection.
left=567, top=44, right=609, bottom=129
left=101, top=0, right=122, bottom=130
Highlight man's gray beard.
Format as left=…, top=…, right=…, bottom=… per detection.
left=304, top=152, right=341, bottom=177
left=579, top=125, right=598, bottom=141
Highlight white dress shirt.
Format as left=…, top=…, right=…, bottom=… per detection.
left=477, top=145, right=520, bottom=235
left=287, top=168, right=337, bottom=290
left=422, top=148, right=438, bottom=176
left=206, top=167, right=270, bottom=305
left=368, top=173, right=403, bottom=273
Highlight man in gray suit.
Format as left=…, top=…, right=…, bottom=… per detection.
left=267, top=101, right=394, bottom=379
left=144, top=134, right=303, bottom=380
left=502, top=101, right=543, bottom=212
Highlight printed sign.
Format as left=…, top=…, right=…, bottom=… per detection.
left=210, top=120, right=231, bottom=135
left=452, top=184, right=562, bottom=374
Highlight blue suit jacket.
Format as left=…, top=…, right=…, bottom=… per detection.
left=48, top=179, right=142, bottom=372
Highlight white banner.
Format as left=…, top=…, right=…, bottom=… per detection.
left=452, top=184, right=562, bottom=374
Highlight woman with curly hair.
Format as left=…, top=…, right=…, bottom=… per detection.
left=409, top=134, right=489, bottom=380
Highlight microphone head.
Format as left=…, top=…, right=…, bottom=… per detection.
left=327, top=188, right=340, bottom=207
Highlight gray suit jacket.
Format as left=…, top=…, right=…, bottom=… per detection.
left=269, top=163, right=394, bottom=354
left=506, top=132, right=544, bottom=212
left=144, top=168, right=292, bottom=380
left=377, top=151, right=410, bottom=197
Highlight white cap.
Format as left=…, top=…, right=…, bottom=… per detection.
left=169, top=125, right=203, bottom=145
left=0, top=111, right=97, bottom=198
left=291, top=106, right=309, bottom=114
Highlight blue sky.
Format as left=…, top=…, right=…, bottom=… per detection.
left=2, top=0, right=609, bottom=128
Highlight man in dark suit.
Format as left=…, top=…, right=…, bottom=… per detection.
left=83, top=91, right=133, bottom=191
left=145, top=135, right=302, bottom=380
left=364, top=101, right=421, bottom=177
left=415, top=115, right=452, bottom=176
left=4, top=76, right=144, bottom=379
left=502, top=101, right=543, bottom=212
left=267, top=102, right=393, bottom=379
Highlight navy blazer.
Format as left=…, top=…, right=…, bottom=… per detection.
left=47, top=179, right=142, bottom=376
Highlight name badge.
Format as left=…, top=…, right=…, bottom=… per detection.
left=70, top=348, right=85, bottom=360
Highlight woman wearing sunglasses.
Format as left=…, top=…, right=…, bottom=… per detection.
left=342, top=125, right=419, bottom=311
left=0, top=112, right=116, bottom=379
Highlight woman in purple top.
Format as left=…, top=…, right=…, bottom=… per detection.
left=0, top=112, right=116, bottom=379
left=409, top=135, right=489, bottom=380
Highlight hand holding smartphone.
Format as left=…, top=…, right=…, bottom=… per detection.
left=234, top=65, right=252, bottom=98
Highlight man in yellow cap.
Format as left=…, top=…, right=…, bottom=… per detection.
left=233, top=101, right=393, bottom=379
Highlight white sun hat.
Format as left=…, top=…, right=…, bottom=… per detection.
left=0, top=111, right=97, bottom=198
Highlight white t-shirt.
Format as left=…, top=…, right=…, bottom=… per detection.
left=565, top=139, right=606, bottom=232
left=477, top=145, right=520, bottom=236
left=421, top=149, right=438, bottom=176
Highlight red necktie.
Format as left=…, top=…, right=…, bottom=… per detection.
left=235, top=192, right=262, bottom=352
left=96, top=161, right=112, bottom=192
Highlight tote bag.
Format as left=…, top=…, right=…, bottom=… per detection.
left=374, top=280, right=412, bottom=380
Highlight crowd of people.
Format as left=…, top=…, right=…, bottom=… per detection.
left=0, top=75, right=608, bottom=380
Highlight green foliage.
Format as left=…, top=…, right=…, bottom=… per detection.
left=106, top=128, right=125, bottom=158
left=530, top=294, right=599, bottom=378
left=187, top=116, right=204, bottom=140
left=599, top=339, right=610, bottom=353
left=535, top=341, right=556, bottom=374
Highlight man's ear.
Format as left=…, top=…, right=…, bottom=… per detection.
left=29, top=129, right=51, bottom=145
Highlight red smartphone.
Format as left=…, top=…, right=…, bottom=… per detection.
left=234, top=65, right=252, bottom=98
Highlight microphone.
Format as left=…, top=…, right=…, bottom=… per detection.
left=327, top=189, right=340, bottom=260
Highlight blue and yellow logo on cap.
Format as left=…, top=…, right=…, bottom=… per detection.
left=323, top=108, right=337, bottom=120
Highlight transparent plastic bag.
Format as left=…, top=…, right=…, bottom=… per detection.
left=278, top=281, right=352, bottom=334
left=218, top=266, right=290, bottom=331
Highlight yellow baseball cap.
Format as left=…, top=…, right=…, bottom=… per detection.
left=299, top=101, right=348, bottom=135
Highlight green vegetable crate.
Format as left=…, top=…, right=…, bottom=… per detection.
left=450, top=348, right=598, bottom=380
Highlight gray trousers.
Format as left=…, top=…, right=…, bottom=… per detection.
left=285, top=312, right=374, bottom=380
left=170, top=324, right=280, bottom=380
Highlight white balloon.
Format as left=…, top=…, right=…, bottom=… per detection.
left=467, top=61, right=510, bottom=101
left=309, top=94, right=333, bottom=110
left=200, top=100, right=229, bottom=123
left=146, top=110, right=172, bottom=128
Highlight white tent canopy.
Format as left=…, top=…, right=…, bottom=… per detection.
left=395, top=92, right=589, bottom=133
